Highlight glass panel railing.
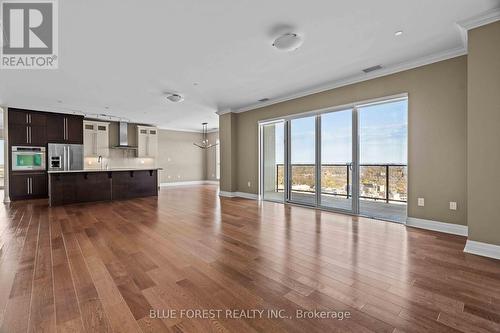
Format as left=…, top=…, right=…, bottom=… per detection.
left=276, top=163, right=407, bottom=204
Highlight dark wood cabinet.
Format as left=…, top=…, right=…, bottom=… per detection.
left=9, top=109, right=46, bottom=126
left=31, top=173, right=48, bottom=197
left=8, top=109, right=47, bottom=146
left=9, top=172, right=48, bottom=200
left=46, top=114, right=83, bottom=144
left=112, top=170, right=158, bottom=200
left=46, top=114, right=65, bottom=143
left=49, top=170, right=158, bottom=206
left=9, top=174, right=31, bottom=199
left=9, top=124, right=30, bottom=146
left=49, top=172, right=111, bottom=205
left=67, top=115, right=84, bottom=143
left=8, top=108, right=84, bottom=202
left=30, top=125, right=47, bottom=146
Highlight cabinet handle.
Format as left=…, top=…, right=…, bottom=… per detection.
left=63, top=118, right=67, bottom=140
left=29, top=127, right=32, bottom=143
left=29, top=178, right=32, bottom=194
left=26, top=126, right=29, bottom=143
left=27, top=178, right=30, bottom=194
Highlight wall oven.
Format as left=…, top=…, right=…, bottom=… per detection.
left=11, top=146, right=46, bottom=171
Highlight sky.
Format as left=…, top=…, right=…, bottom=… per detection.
left=274, top=99, right=407, bottom=164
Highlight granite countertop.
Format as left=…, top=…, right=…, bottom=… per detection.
left=47, top=168, right=162, bottom=174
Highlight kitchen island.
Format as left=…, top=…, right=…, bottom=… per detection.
left=48, top=168, right=159, bottom=206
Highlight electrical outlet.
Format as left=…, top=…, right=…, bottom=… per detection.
left=418, top=198, right=425, bottom=207
left=247, top=181, right=251, bottom=188
left=449, top=202, right=457, bottom=210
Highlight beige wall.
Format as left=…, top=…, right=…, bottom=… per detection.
left=222, top=56, right=468, bottom=225
left=467, top=21, right=500, bottom=245
left=157, top=129, right=207, bottom=183
left=205, top=131, right=219, bottom=181
left=220, top=113, right=238, bottom=192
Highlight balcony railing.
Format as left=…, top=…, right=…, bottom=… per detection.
left=275, top=163, right=407, bottom=203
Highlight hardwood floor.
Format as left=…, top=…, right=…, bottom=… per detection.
left=0, top=185, right=499, bottom=333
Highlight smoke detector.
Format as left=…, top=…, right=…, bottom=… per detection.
left=272, top=33, right=303, bottom=51
left=166, top=93, right=184, bottom=103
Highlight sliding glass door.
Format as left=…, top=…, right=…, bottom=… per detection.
left=261, top=121, right=285, bottom=202
left=320, top=109, right=354, bottom=212
left=259, top=96, right=407, bottom=223
left=288, top=116, right=317, bottom=206
left=358, top=99, right=408, bottom=222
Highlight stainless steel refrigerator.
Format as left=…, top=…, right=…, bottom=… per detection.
left=48, top=143, right=84, bottom=171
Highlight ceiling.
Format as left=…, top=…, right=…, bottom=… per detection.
left=1, top=0, right=499, bottom=131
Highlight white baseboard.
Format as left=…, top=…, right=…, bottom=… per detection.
left=464, top=240, right=500, bottom=260
left=160, top=180, right=219, bottom=187
left=406, top=217, right=468, bottom=236
left=219, top=191, right=258, bottom=200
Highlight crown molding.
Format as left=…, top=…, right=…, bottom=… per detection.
left=457, top=7, right=500, bottom=30
left=226, top=45, right=467, bottom=115
left=216, top=108, right=232, bottom=116
left=158, top=126, right=219, bottom=133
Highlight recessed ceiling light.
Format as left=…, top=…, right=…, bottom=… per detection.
left=166, top=93, right=184, bottom=103
left=193, top=82, right=199, bottom=86
left=395, top=31, right=403, bottom=36
left=258, top=98, right=270, bottom=102
left=272, top=33, right=303, bottom=51
left=57, top=100, right=62, bottom=103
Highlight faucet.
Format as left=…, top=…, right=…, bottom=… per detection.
left=97, top=155, right=103, bottom=169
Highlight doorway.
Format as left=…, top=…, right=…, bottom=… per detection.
left=259, top=95, right=408, bottom=223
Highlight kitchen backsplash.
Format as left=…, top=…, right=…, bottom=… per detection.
left=84, top=149, right=156, bottom=169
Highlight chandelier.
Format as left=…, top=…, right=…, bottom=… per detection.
left=193, top=123, right=218, bottom=149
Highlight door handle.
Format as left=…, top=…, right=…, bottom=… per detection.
left=68, top=147, right=71, bottom=169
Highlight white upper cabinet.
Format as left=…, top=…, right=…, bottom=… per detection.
left=83, top=120, right=110, bottom=157
left=137, top=125, right=158, bottom=158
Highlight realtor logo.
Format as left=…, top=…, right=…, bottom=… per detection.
left=1, top=0, right=58, bottom=69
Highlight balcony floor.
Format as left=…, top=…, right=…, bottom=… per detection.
left=264, top=191, right=407, bottom=223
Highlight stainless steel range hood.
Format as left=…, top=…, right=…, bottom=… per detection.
left=113, top=122, right=137, bottom=149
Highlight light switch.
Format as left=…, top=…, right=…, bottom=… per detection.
left=449, top=202, right=457, bottom=210
left=418, top=198, right=425, bottom=207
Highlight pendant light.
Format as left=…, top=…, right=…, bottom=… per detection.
left=193, top=123, right=217, bottom=149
